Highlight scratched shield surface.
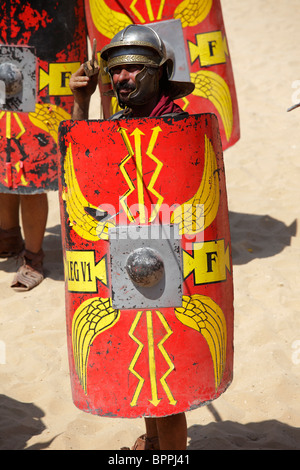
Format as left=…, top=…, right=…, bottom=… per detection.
left=0, top=0, right=88, bottom=194
left=58, top=113, right=234, bottom=418
left=84, top=0, right=239, bottom=150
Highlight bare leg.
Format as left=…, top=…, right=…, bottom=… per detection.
left=156, top=413, right=187, bottom=450
left=20, top=193, right=48, bottom=253
left=0, top=194, right=23, bottom=256
left=0, top=193, right=49, bottom=250
left=0, top=193, right=20, bottom=229
left=144, top=413, right=187, bottom=450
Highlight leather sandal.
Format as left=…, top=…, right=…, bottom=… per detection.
left=11, top=249, right=44, bottom=291
left=121, top=434, right=160, bottom=450
left=0, top=226, right=24, bottom=258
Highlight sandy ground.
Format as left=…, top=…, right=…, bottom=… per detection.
left=0, top=0, right=300, bottom=450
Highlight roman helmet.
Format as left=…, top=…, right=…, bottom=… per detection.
left=100, top=24, right=194, bottom=108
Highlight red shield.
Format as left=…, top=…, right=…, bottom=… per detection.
left=0, top=0, right=88, bottom=193
left=58, top=113, right=234, bottom=418
left=84, top=0, right=239, bottom=150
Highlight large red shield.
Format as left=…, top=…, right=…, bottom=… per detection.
left=84, top=0, right=239, bottom=150
left=0, top=1, right=88, bottom=194
left=58, top=113, right=234, bottom=418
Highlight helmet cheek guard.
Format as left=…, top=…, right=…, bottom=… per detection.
left=125, top=66, right=161, bottom=107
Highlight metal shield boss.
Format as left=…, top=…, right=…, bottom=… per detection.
left=58, top=113, right=234, bottom=418
left=84, top=0, right=240, bottom=150
left=0, top=1, right=88, bottom=193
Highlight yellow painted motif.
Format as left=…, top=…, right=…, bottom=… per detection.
left=156, top=311, right=177, bottom=405
left=89, top=0, right=132, bottom=39
left=129, top=310, right=176, bottom=407
left=0, top=111, right=26, bottom=140
left=147, top=310, right=161, bottom=406
left=39, top=62, right=81, bottom=96
left=190, top=71, right=233, bottom=141
left=63, top=143, right=116, bottom=241
left=189, top=31, right=228, bottom=67
left=28, top=103, right=70, bottom=143
left=171, top=134, right=219, bottom=234
left=0, top=112, right=27, bottom=186
left=119, top=125, right=164, bottom=224
left=89, top=0, right=212, bottom=38
left=175, top=295, right=227, bottom=390
left=129, top=311, right=145, bottom=407
left=65, top=250, right=107, bottom=292
left=174, top=0, right=212, bottom=27
left=72, top=297, right=120, bottom=394
left=183, top=239, right=231, bottom=285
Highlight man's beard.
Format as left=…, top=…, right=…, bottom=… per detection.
left=115, top=81, right=136, bottom=107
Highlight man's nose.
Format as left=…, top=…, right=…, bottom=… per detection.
left=118, top=69, right=128, bottom=82
left=118, top=68, right=130, bottom=81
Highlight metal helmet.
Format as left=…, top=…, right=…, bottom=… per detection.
left=100, top=24, right=194, bottom=108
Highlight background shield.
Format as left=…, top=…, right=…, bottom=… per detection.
left=0, top=0, right=88, bottom=194
left=58, top=113, right=234, bottom=418
left=84, top=0, right=239, bottom=150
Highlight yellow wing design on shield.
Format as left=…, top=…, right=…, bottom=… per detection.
left=63, top=143, right=116, bottom=241
left=191, top=70, right=233, bottom=142
left=72, top=297, right=120, bottom=394
left=171, top=134, right=219, bottom=234
left=174, top=0, right=213, bottom=27
left=88, top=0, right=132, bottom=39
left=28, top=103, right=71, bottom=143
left=175, top=294, right=226, bottom=390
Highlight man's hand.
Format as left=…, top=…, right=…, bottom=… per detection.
left=82, top=38, right=100, bottom=77
left=69, top=64, right=99, bottom=119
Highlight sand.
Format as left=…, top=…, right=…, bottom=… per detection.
left=0, top=0, right=299, bottom=450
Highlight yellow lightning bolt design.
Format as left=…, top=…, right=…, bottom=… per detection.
left=0, top=112, right=26, bottom=140
left=157, top=0, right=166, bottom=20
left=146, top=126, right=164, bottom=222
left=118, top=127, right=136, bottom=222
left=6, top=112, right=11, bottom=139
left=119, top=126, right=164, bottom=223
left=129, top=311, right=145, bottom=407
left=130, top=0, right=146, bottom=22
left=147, top=311, right=161, bottom=406
left=175, top=295, right=227, bottom=390
left=13, top=113, right=26, bottom=139
left=156, top=311, right=177, bottom=405
left=130, top=0, right=166, bottom=22
left=131, top=127, right=146, bottom=223
left=129, top=310, right=176, bottom=407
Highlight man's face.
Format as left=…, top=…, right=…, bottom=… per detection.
left=110, top=64, right=144, bottom=106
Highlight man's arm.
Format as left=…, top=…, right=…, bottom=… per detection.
left=69, top=64, right=99, bottom=120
